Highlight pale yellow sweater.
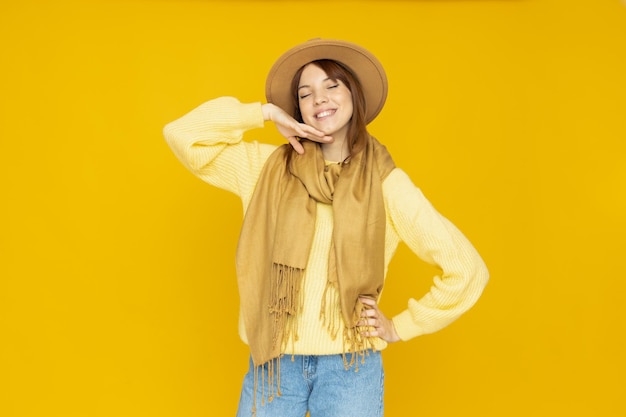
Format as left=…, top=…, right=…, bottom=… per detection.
left=164, top=96, right=489, bottom=355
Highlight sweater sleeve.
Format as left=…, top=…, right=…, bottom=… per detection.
left=383, top=169, right=489, bottom=341
left=163, top=96, right=277, bottom=201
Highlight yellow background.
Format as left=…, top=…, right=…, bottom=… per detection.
left=1, top=0, right=625, bottom=416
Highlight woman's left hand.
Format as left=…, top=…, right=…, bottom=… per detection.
left=358, top=297, right=401, bottom=343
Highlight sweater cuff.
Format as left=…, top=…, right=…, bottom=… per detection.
left=392, top=310, right=425, bottom=341
left=237, top=101, right=265, bottom=132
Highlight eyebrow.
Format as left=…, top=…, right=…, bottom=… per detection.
left=298, top=77, right=332, bottom=90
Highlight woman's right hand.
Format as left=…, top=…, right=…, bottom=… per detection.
left=262, top=103, right=333, bottom=154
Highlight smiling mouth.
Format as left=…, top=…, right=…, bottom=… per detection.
left=315, top=109, right=336, bottom=119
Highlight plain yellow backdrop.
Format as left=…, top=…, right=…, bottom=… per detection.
left=1, top=0, right=625, bottom=416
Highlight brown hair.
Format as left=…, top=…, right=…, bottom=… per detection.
left=289, top=59, right=369, bottom=159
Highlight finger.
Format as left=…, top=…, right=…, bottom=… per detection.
left=362, top=329, right=382, bottom=338
left=359, top=297, right=377, bottom=307
left=357, top=317, right=375, bottom=326
left=302, top=132, right=334, bottom=143
left=360, top=309, right=377, bottom=318
left=287, top=137, right=305, bottom=154
left=296, top=126, right=333, bottom=143
left=296, top=124, right=325, bottom=137
left=358, top=317, right=380, bottom=327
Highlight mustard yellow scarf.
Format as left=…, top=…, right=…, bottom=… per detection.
left=236, top=135, right=395, bottom=372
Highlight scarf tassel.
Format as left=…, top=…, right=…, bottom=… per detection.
left=269, top=263, right=305, bottom=349
left=320, top=280, right=377, bottom=371
left=252, top=279, right=377, bottom=416
left=250, top=263, right=303, bottom=415
left=252, top=356, right=282, bottom=417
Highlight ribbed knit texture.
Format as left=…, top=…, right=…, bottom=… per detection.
left=163, top=96, right=489, bottom=355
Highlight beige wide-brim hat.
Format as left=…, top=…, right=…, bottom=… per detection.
left=265, top=38, right=388, bottom=124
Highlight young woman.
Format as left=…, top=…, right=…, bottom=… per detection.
left=164, top=38, right=489, bottom=417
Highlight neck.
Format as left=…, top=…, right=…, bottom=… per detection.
left=321, top=136, right=350, bottom=163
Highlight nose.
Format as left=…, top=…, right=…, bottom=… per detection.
left=314, top=92, right=328, bottom=105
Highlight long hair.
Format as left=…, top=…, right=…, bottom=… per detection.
left=289, top=59, right=369, bottom=160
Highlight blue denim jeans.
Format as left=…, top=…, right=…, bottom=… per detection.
left=236, top=352, right=384, bottom=417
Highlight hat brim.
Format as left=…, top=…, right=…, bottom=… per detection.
left=265, top=39, right=387, bottom=124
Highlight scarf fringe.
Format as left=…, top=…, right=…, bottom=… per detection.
left=269, top=263, right=305, bottom=349
left=251, top=281, right=377, bottom=416
left=341, top=322, right=377, bottom=371
left=252, top=355, right=283, bottom=417
left=320, top=280, right=377, bottom=371
left=320, top=279, right=342, bottom=340
left=251, top=264, right=304, bottom=416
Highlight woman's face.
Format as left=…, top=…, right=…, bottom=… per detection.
left=297, top=63, right=353, bottom=141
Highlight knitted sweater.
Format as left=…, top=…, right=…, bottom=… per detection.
left=163, top=96, right=489, bottom=355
